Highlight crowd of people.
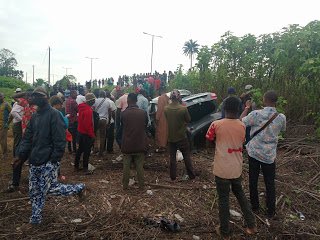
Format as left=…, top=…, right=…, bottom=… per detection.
left=0, top=84, right=286, bottom=239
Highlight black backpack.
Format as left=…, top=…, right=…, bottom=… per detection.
left=93, top=110, right=100, bottom=133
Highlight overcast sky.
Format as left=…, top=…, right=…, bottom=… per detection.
left=1, top=0, right=319, bottom=85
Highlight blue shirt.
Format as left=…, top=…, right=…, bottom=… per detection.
left=137, top=94, right=150, bottom=125
left=242, top=107, right=286, bottom=164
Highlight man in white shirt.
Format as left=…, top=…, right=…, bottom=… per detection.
left=93, top=90, right=111, bottom=156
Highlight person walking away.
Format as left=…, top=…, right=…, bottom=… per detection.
left=0, top=93, right=12, bottom=160
left=105, top=91, right=116, bottom=153
left=15, top=87, right=85, bottom=226
left=75, top=93, right=96, bottom=174
left=206, top=97, right=257, bottom=239
left=121, top=93, right=148, bottom=190
left=240, top=90, right=286, bottom=219
left=155, top=88, right=169, bottom=153
left=93, top=90, right=110, bottom=156
left=76, top=88, right=86, bottom=105
left=219, top=87, right=242, bottom=119
left=164, top=90, right=195, bottom=181
left=66, top=90, right=78, bottom=154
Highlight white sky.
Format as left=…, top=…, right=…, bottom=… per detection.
left=0, top=0, right=319, bottom=85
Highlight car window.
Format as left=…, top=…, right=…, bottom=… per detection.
left=187, top=100, right=217, bottom=122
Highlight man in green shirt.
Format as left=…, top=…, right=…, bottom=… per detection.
left=164, top=90, right=195, bottom=181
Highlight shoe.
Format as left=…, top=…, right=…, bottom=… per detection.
left=215, top=225, right=231, bottom=240
left=245, top=227, right=258, bottom=235
left=84, top=170, right=93, bottom=175
left=6, top=184, right=19, bottom=193
left=78, top=187, right=87, bottom=201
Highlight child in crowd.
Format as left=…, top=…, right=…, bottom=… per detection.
left=206, top=96, right=257, bottom=239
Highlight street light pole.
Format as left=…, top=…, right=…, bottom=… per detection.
left=143, top=32, right=162, bottom=74
left=62, top=67, right=72, bottom=76
left=85, top=57, right=99, bottom=81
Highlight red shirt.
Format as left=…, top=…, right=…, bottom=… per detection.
left=18, top=98, right=37, bottom=135
left=77, top=103, right=95, bottom=138
left=65, top=97, right=78, bottom=124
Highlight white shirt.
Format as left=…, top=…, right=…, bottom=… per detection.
left=10, top=102, right=24, bottom=124
left=93, top=97, right=111, bottom=120
left=76, top=95, right=86, bottom=105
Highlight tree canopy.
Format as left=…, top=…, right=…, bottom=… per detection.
left=183, top=39, right=200, bottom=69
left=174, top=20, right=320, bottom=122
left=0, top=48, right=23, bottom=79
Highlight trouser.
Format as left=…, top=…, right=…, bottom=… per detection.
left=0, top=128, right=8, bottom=155
left=122, top=153, right=145, bottom=189
left=97, top=119, right=107, bottom=155
left=75, top=133, right=94, bottom=170
left=215, top=176, right=256, bottom=237
left=168, top=138, right=195, bottom=180
left=249, top=156, right=276, bottom=217
left=106, top=122, right=115, bottom=152
left=13, top=122, right=22, bottom=157
left=68, top=122, right=78, bottom=153
left=12, top=159, right=25, bottom=186
left=115, top=126, right=122, bottom=148
left=29, top=161, right=84, bottom=224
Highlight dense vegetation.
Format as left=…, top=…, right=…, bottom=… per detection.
left=171, top=20, right=320, bottom=123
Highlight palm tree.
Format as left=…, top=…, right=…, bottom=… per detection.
left=183, top=39, right=200, bottom=69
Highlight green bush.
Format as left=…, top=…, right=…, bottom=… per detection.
left=0, top=76, right=31, bottom=90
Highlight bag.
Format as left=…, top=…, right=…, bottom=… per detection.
left=66, top=129, right=73, bottom=142
left=249, top=113, right=279, bottom=141
left=93, top=110, right=100, bottom=133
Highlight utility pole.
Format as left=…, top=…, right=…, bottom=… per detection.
left=85, top=57, right=99, bottom=81
left=32, top=65, right=35, bottom=86
left=62, top=67, right=72, bottom=76
left=25, top=72, right=28, bottom=83
left=48, top=47, right=51, bottom=86
left=51, top=74, right=58, bottom=85
left=143, top=32, right=162, bottom=74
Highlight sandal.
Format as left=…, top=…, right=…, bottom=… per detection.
left=155, top=148, right=166, bottom=153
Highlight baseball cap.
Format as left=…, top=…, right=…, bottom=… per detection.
left=227, top=87, right=236, bottom=95
left=245, top=85, right=253, bottom=90
left=15, top=88, right=22, bottom=93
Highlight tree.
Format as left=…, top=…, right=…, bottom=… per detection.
left=0, top=48, right=23, bottom=79
left=183, top=39, right=200, bottom=69
left=34, top=78, right=48, bottom=87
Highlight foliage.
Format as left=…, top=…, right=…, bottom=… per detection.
left=183, top=39, right=200, bottom=69
left=0, top=48, right=24, bottom=79
left=171, top=20, right=320, bottom=122
left=0, top=76, right=31, bottom=89
left=54, top=75, right=77, bottom=89
left=34, top=78, right=49, bottom=88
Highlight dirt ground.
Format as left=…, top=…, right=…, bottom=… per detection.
left=0, top=126, right=319, bottom=240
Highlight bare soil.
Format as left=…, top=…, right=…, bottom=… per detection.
left=0, top=125, right=319, bottom=239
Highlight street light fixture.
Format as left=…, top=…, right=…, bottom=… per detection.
left=143, top=32, right=162, bottom=74
left=85, top=57, right=99, bottom=81
left=62, top=67, right=72, bottom=76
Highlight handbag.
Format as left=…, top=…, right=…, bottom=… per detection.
left=249, top=112, right=279, bottom=140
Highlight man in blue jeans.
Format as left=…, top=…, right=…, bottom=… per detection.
left=241, top=90, right=286, bottom=218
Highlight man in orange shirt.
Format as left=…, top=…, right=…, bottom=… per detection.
left=206, top=96, right=257, bottom=240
